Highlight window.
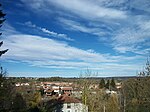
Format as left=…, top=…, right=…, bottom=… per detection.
left=67, top=103, right=71, bottom=108
left=74, top=103, right=78, bottom=107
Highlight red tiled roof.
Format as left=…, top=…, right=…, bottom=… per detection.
left=53, top=88, right=60, bottom=90
left=61, top=87, right=73, bottom=90
left=58, top=95, right=81, bottom=103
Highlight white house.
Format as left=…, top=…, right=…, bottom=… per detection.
left=58, top=95, right=88, bottom=112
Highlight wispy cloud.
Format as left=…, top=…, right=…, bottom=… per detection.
left=21, top=0, right=127, bottom=20
left=20, top=0, right=150, bottom=55
left=1, top=22, right=19, bottom=37
left=51, top=0, right=127, bottom=19
left=1, top=22, right=146, bottom=76
left=112, top=19, right=150, bottom=54
left=58, top=18, right=112, bottom=38
left=2, top=34, right=118, bottom=63
left=2, top=0, right=150, bottom=77
left=24, top=21, right=74, bottom=41
left=0, top=34, right=120, bottom=77
left=129, top=0, right=150, bottom=13
left=59, top=17, right=150, bottom=55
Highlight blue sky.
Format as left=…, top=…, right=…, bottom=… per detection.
left=0, top=0, right=150, bottom=77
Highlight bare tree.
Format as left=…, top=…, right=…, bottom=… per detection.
left=80, top=70, right=120, bottom=112
left=121, top=57, right=150, bottom=112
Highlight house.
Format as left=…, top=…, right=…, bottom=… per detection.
left=45, top=89, right=54, bottom=96
left=42, top=82, right=52, bottom=90
left=72, top=88, right=82, bottom=98
left=105, top=89, right=117, bottom=95
left=15, top=83, right=29, bottom=87
left=116, top=82, right=122, bottom=89
left=58, top=95, right=88, bottom=112
left=61, top=87, right=73, bottom=96
left=45, top=86, right=61, bottom=96
left=52, top=86, right=61, bottom=95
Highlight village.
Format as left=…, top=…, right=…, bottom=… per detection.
left=14, top=78, right=122, bottom=112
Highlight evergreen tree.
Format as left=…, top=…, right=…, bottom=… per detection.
left=145, top=58, right=150, bottom=76
left=0, top=67, right=15, bottom=111
left=110, top=78, right=116, bottom=89
left=0, top=3, right=13, bottom=112
left=99, top=78, right=105, bottom=89
left=12, top=93, right=27, bottom=112
left=0, top=3, right=8, bottom=57
left=105, top=80, right=110, bottom=89
left=138, top=57, right=150, bottom=77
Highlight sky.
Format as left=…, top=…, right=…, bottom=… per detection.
left=0, top=0, right=150, bottom=77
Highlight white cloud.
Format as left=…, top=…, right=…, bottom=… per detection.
left=138, top=20, right=150, bottom=31
left=51, top=0, right=127, bottom=19
left=20, top=0, right=149, bottom=55
left=112, top=25, right=150, bottom=53
left=3, top=0, right=150, bottom=76
left=1, top=32, right=144, bottom=74
left=58, top=18, right=110, bottom=37
left=129, top=0, right=150, bottom=13
left=1, top=34, right=118, bottom=69
left=59, top=17, right=150, bottom=55
left=113, top=29, right=143, bottom=46
left=1, top=22, right=19, bottom=36
left=21, top=0, right=127, bottom=20
left=24, top=21, right=74, bottom=41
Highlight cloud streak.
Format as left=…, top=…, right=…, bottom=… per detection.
left=1, top=34, right=113, bottom=66
left=112, top=19, right=150, bottom=53
left=21, top=0, right=127, bottom=20
left=1, top=32, right=143, bottom=76
left=20, top=0, right=150, bottom=55
left=2, top=0, right=150, bottom=77
left=58, top=18, right=113, bottom=39
left=24, top=21, right=74, bottom=41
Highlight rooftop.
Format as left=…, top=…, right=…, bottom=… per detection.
left=58, top=95, right=81, bottom=103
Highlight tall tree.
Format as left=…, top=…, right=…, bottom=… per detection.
left=0, top=3, right=8, bottom=57
left=0, top=67, right=16, bottom=111
left=121, top=58, right=150, bottom=112
left=12, top=93, right=27, bottom=112
left=138, top=57, right=150, bottom=77
left=110, top=78, right=116, bottom=89
left=121, top=77, right=150, bottom=112
left=106, top=94, right=120, bottom=112
left=0, top=3, right=14, bottom=112
left=99, top=78, right=105, bottom=89
left=145, top=58, right=150, bottom=76
left=105, top=80, right=110, bottom=89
